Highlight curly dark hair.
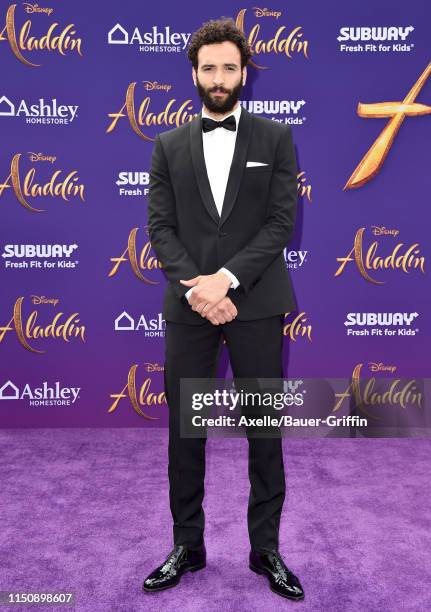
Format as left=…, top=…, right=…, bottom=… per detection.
left=187, top=17, right=252, bottom=69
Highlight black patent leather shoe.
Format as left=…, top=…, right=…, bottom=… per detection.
left=142, top=544, right=206, bottom=592
left=249, top=549, right=304, bottom=600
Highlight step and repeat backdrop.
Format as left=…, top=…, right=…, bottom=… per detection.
left=1, top=1, right=429, bottom=427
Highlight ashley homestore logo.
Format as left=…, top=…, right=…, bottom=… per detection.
left=107, top=23, right=191, bottom=52
left=0, top=379, right=81, bottom=405
left=0, top=95, right=79, bottom=123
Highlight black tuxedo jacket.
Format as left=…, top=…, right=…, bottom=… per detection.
left=148, top=106, right=298, bottom=325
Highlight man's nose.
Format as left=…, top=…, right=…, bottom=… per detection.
left=213, top=71, right=224, bottom=85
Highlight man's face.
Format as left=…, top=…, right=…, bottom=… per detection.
left=193, top=40, right=246, bottom=114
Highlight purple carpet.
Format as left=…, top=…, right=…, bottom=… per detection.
left=0, top=429, right=430, bottom=611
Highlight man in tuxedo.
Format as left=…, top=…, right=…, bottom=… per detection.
left=143, top=18, right=304, bottom=601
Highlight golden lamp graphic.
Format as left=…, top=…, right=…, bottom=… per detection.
left=334, top=227, right=425, bottom=284
left=0, top=296, right=85, bottom=353
left=344, top=62, right=431, bottom=189
left=0, top=152, right=85, bottom=213
left=108, top=226, right=162, bottom=283
left=333, top=363, right=423, bottom=417
left=0, top=3, right=82, bottom=67
left=235, top=8, right=309, bottom=69
left=108, top=364, right=166, bottom=419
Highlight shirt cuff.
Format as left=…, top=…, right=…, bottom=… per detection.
left=218, top=267, right=240, bottom=289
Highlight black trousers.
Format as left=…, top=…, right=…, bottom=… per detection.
left=164, top=314, right=286, bottom=552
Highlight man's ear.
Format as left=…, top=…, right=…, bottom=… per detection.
left=242, top=66, right=247, bottom=86
left=192, top=67, right=197, bottom=87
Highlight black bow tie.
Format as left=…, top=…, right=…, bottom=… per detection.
left=202, top=115, right=237, bottom=133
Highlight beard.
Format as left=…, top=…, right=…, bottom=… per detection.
left=196, top=74, right=243, bottom=114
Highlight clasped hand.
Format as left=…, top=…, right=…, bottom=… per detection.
left=180, top=272, right=237, bottom=325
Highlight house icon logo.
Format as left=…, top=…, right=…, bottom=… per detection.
left=115, top=311, right=134, bottom=330
left=108, top=24, right=129, bottom=45
left=0, top=380, right=19, bottom=400
left=0, top=96, right=15, bottom=117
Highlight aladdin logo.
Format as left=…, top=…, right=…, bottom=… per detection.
left=108, top=364, right=166, bottom=419
left=283, top=312, right=312, bottom=341
left=253, top=8, right=282, bottom=19
left=334, top=227, right=425, bottom=284
left=0, top=296, right=85, bottom=353
left=0, top=379, right=80, bottom=406
left=114, top=311, right=165, bottom=336
left=337, top=26, right=414, bottom=42
left=116, top=171, right=149, bottom=196
left=284, top=249, right=308, bottom=270
left=344, top=312, right=419, bottom=337
left=297, top=171, right=312, bottom=202
left=108, top=226, right=162, bottom=283
left=2, top=243, right=79, bottom=269
left=0, top=152, right=85, bottom=213
left=344, top=62, right=431, bottom=189
left=107, top=23, right=191, bottom=52
left=0, top=3, right=83, bottom=67
left=368, top=362, right=397, bottom=374
left=235, top=8, right=309, bottom=68
left=0, top=95, right=78, bottom=123
left=106, top=81, right=196, bottom=141
left=143, top=81, right=172, bottom=92
left=333, top=363, right=422, bottom=417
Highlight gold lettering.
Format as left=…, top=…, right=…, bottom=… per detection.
left=335, top=228, right=425, bottom=282
left=108, top=227, right=161, bottom=283
left=0, top=153, right=85, bottom=213
left=106, top=82, right=197, bottom=139
left=0, top=297, right=85, bottom=352
left=344, top=62, right=431, bottom=189
left=297, top=171, right=312, bottom=202
left=0, top=4, right=82, bottom=67
left=333, top=363, right=423, bottom=415
left=235, top=8, right=308, bottom=70
left=283, top=311, right=312, bottom=341
left=108, top=364, right=164, bottom=419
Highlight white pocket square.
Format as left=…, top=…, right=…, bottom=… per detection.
left=246, top=161, right=268, bottom=167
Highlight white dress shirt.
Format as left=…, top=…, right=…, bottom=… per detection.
left=185, top=103, right=241, bottom=303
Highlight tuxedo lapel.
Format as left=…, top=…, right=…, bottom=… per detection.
left=190, top=106, right=253, bottom=227
left=220, top=106, right=252, bottom=225
left=190, top=111, right=220, bottom=226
